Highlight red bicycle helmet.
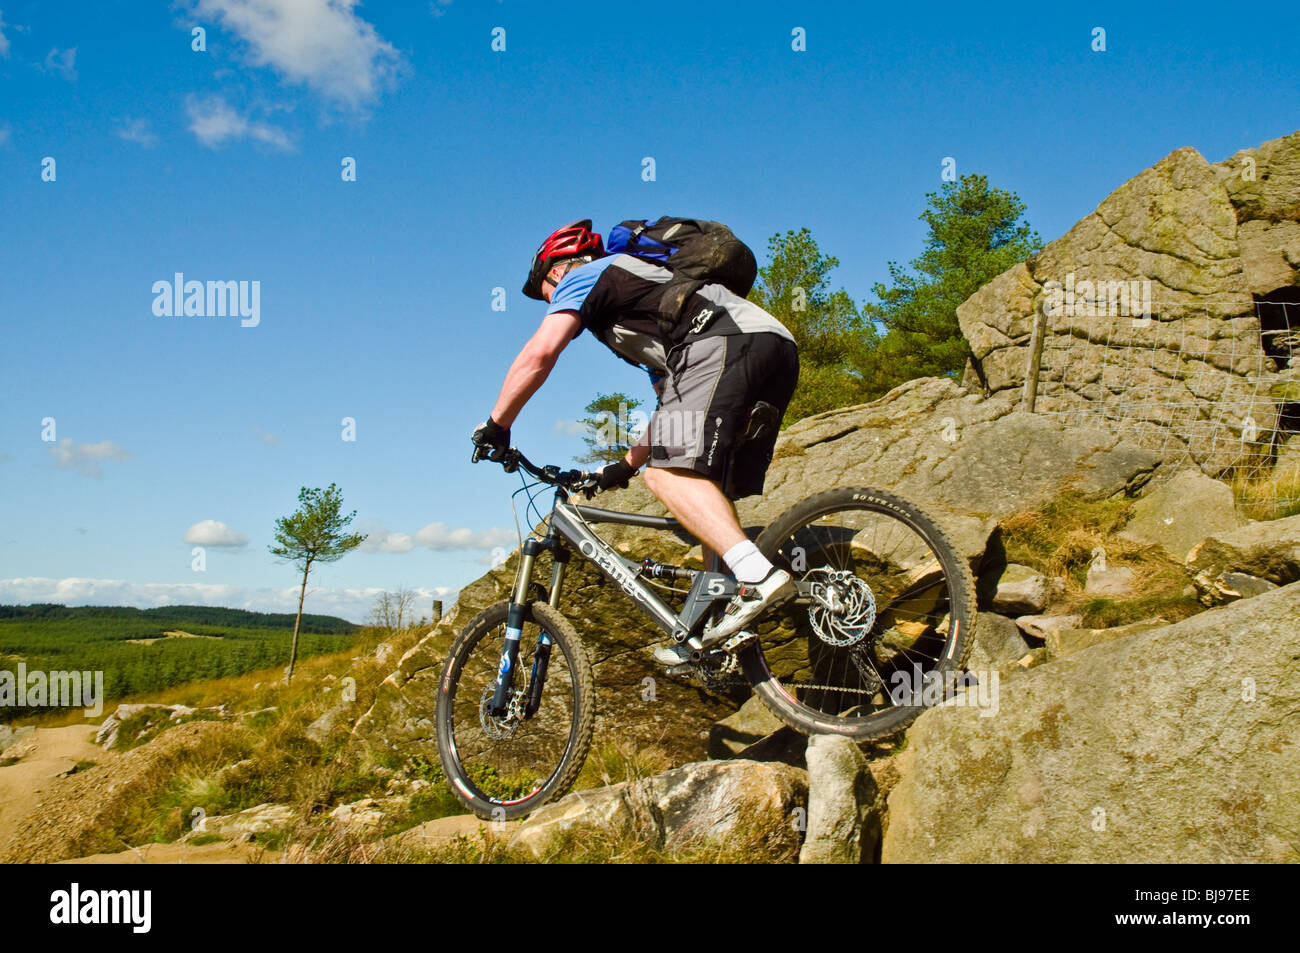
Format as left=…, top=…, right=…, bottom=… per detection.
left=523, top=219, right=604, bottom=300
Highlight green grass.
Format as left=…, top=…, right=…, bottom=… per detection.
left=111, top=707, right=226, bottom=752
left=1079, top=592, right=1203, bottom=628
left=0, top=603, right=359, bottom=721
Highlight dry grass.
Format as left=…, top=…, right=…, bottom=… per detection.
left=1228, top=464, right=1300, bottom=521
left=998, top=489, right=1203, bottom=627
left=573, top=738, right=676, bottom=791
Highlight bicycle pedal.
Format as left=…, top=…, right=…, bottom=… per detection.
left=721, top=631, right=758, bottom=653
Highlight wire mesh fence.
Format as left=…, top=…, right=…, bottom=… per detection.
left=1021, top=295, right=1300, bottom=518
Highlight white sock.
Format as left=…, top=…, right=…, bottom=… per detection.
left=723, top=540, right=774, bottom=584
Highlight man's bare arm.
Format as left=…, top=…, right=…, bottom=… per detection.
left=489, top=311, right=583, bottom=427
left=625, top=429, right=651, bottom=470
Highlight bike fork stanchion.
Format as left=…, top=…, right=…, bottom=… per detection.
left=526, top=544, right=567, bottom=716
left=491, top=602, right=527, bottom=715
left=492, top=542, right=541, bottom=715
left=525, top=633, right=552, bottom=717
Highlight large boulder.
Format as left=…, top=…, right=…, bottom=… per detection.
left=1186, top=513, right=1300, bottom=604
left=1118, top=469, right=1251, bottom=561
left=799, top=735, right=875, bottom=864
left=760, top=386, right=1162, bottom=524
left=508, top=759, right=808, bottom=859
left=882, top=581, right=1300, bottom=862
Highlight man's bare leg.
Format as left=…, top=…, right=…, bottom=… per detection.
left=642, top=465, right=792, bottom=658
left=640, top=466, right=746, bottom=557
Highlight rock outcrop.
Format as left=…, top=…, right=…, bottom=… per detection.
left=882, top=581, right=1300, bottom=863
left=958, top=130, right=1300, bottom=478
left=799, top=735, right=876, bottom=864
left=1186, top=512, right=1300, bottom=604
left=1117, top=470, right=1251, bottom=561
left=507, top=759, right=807, bottom=859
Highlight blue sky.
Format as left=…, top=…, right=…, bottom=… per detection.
left=1, top=1, right=1296, bottom=622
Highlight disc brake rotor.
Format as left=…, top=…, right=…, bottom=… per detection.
left=805, top=568, right=877, bottom=647
left=479, top=685, right=525, bottom=739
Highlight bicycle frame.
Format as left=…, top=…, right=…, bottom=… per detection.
left=488, top=487, right=741, bottom=715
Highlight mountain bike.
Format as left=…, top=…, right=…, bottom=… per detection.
left=436, top=443, right=976, bottom=820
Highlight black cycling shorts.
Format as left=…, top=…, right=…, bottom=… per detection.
left=646, top=332, right=799, bottom=499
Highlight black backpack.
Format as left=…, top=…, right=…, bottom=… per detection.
left=606, top=217, right=758, bottom=334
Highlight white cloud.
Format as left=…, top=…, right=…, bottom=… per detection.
left=186, top=94, right=293, bottom=150
left=357, top=519, right=515, bottom=554
left=553, top=418, right=589, bottom=436
left=116, top=117, right=158, bottom=148
left=0, top=577, right=459, bottom=625
left=48, top=439, right=128, bottom=478
left=413, top=522, right=516, bottom=551
left=183, top=519, right=249, bottom=548
left=43, top=46, right=76, bottom=81
left=428, top=0, right=452, bottom=17
left=356, top=520, right=414, bottom=554
left=0, top=12, right=11, bottom=58
left=258, top=431, right=280, bottom=446
left=193, top=0, right=402, bottom=110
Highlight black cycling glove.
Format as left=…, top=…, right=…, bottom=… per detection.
left=471, top=417, right=510, bottom=462
left=595, top=459, right=635, bottom=492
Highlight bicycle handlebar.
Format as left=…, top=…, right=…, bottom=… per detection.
left=471, top=444, right=596, bottom=492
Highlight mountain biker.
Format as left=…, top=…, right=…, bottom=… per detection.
left=472, top=219, right=800, bottom=665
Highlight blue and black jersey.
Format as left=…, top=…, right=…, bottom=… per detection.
left=546, top=254, right=794, bottom=372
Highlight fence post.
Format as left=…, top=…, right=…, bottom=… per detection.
left=1023, top=302, right=1047, bottom=412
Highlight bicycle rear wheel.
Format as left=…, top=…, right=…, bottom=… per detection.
left=738, top=487, right=976, bottom=742
left=435, top=600, right=594, bottom=820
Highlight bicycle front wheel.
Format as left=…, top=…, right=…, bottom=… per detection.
left=739, top=487, right=977, bottom=742
left=435, top=600, right=594, bottom=820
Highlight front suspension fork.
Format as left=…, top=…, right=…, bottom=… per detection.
left=490, top=538, right=568, bottom=716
